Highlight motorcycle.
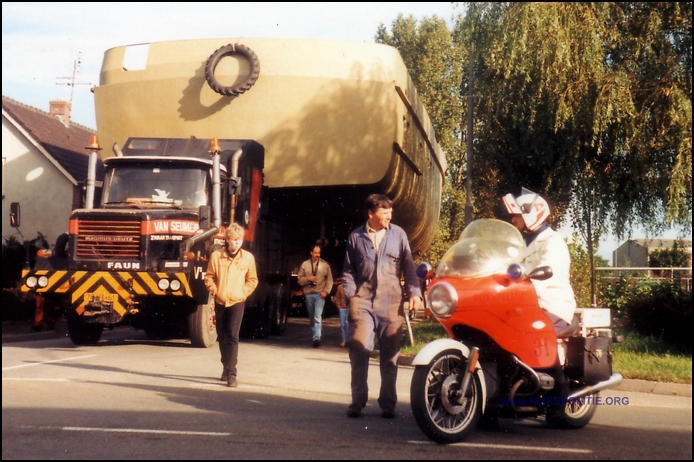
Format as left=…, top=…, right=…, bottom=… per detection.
left=410, top=219, right=623, bottom=444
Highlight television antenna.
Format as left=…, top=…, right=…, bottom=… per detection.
left=56, top=52, right=91, bottom=104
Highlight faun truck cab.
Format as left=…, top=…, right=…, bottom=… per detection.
left=23, top=136, right=266, bottom=346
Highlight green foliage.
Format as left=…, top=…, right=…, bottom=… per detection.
left=600, top=276, right=691, bottom=351
left=567, top=236, right=609, bottom=307
left=400, top=317, right=449, bottom=357
left=613, top=331, right=692, bottom=383
left=649, top=241, right=690, bottom=268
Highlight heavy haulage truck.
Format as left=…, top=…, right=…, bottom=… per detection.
left=21, top=38, right=446, bottom=347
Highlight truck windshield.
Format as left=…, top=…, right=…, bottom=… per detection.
left=102, top=164, right=209, bottom=209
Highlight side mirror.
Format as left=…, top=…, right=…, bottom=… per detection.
left=9, top=202, right=20, bottom=227
left=416, top=262, right=434, bottom=280
left=198, top=205, right=212, bottom=229
left=528, top=266, right=553, bottom=280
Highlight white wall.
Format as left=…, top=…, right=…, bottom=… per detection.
left=2, top=117, right=74, bottom=249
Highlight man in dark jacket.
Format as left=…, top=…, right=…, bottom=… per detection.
left=341, top=194, right=421, bottom=419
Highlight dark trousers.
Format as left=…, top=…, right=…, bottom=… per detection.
left=215, top=302, right=245, bottom=377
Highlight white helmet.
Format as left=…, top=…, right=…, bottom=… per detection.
left=502, top=188, right=550, bottom=232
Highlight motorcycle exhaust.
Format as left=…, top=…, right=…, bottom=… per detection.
left=567, top=373, right=624, bottom=400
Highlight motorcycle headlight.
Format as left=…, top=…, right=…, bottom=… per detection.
left=427, top=282, right=458, bottom=318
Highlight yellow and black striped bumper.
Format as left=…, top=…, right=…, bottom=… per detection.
left=21, top=270, right=193, bottom=318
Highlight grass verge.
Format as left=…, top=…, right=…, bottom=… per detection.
left=401, top=318, right=692, bottom=385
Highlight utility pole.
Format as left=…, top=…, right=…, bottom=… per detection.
left=464, top=40, right=475, bottom=226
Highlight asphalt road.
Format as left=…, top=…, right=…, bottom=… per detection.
left=2, top=315, right=692, bottom=459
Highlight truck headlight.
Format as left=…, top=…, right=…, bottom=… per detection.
left=169, top=279, right=181, bottom=291
left=158, top=279, right=170, bottom=291
left=427, top=282, right=458, bottom=318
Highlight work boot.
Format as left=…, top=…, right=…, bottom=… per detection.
left=346, top=403, right=362, bottom=418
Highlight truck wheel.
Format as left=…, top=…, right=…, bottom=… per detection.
left=205, top=43, right=260, bottom=97
left=269, top=283, right=288, bottom=336
left=67, top=315, right=103, bottom=345
left=188, top=294, right=217, bottom=348
left=54, top=233, right=69, bottom=258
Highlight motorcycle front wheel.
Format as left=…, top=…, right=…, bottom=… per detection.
left=546, top=392, right=599, bottom=428
left=410, top=349, right=483, bottom=444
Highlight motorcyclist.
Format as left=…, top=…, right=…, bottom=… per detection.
left=502, top=188, right=577, bottom=335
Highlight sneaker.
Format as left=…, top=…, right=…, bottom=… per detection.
left=226, top=376, right=238, bottom=388
left=339, top=341, right=346, bottom=348
left=381, top=408, right=396, bottom=419
left=313, top=339, right=321, bottom=348
left=346, top=404, right=362, bottom=418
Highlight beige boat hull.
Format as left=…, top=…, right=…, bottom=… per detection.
left=94, top=38, right=445, bottom=253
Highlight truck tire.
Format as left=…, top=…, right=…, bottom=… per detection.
left=205, top=43, right=260, bottom=97
left=188, top=293, right=217, bottom=348
left=67, top=315, right=103, bottom=345
left=54, top=233, right=69, bottom=258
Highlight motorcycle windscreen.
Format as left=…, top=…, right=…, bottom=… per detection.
left=436, top=219, right=525, bottom=278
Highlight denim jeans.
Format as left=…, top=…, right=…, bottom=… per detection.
left=339, top=307, right=349, bottom=343
left=304, top=292, right=325, bottom=341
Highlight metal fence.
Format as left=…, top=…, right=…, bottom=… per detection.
left=596, top=267, right=692, bottom=292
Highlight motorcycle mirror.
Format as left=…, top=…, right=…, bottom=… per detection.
left=507, top=263, right=524, bottom=280
left=528, top=266, right=553, bottom=280
left=416, top=262, right=434, bottom=280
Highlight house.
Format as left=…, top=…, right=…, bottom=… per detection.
left=613, top=238, right=692, bottom=268
left=2, top=95, right=104, bottom=250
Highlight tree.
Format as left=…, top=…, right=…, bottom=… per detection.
left=375, top=3, right=692, bottom=274
left=465, top=2, right=691, bottom=298
left=475, top=2, right=691, bottom=239
left=648, top=240, right=690, bottom=280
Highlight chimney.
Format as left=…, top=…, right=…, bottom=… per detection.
left=49, top=99, right=72, bottom=127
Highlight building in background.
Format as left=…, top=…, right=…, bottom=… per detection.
left=613, top=239, right=692, bottom=268
left=2, top=95, right=104, bottom=250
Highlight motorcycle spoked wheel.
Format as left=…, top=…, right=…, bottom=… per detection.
left=410, top=349, right=483, bottom=444
left=546, top=392, right=599, bottom=429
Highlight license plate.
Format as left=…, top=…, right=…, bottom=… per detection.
left=84, top=293, right=117, bottom=304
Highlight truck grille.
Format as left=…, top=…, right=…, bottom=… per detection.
left=76, top=219, right=141, bottom=259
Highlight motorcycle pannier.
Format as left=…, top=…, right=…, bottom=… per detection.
left=565, top=337, right=613, bottom=383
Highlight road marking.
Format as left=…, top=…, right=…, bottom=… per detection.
left=2, top=354, right=98, bottom=371
left=408, top=441, right=592, bottom=453
left=63, top=427, right=230, bottom=436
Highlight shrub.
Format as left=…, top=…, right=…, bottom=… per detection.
left=601, top=276, right=692, bottom=353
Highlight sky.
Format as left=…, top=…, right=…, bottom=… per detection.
left=2, top=2, right=687, bottom=261
left=2, top=2, right=458, bottom=128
